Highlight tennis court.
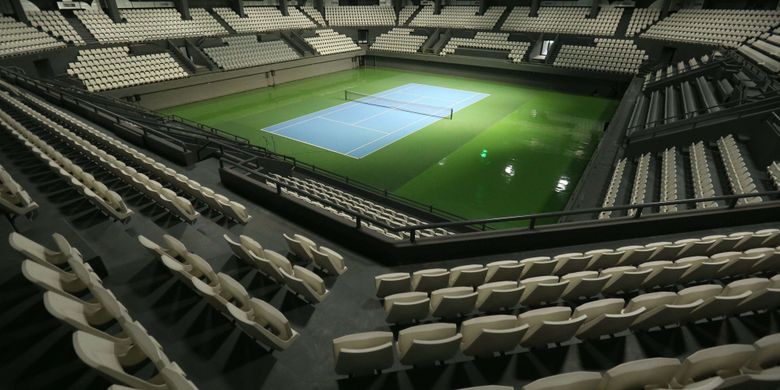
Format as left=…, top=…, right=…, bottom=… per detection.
left=262, top=83, right=489, bottom=158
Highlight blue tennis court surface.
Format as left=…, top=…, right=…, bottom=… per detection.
left=262, top=83, right=489, bottom=158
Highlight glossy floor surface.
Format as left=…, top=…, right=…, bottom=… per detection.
left=162, top=68, right=618, bottom=225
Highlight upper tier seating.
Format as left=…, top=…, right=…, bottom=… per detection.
left=0, top=15, right=65, bottom=58
left=76, top=8, right=226, bottom=44
left=641, top=9, right=780, bottom=47
left=740, top=30, right=780, bottom=74
left=325, top=6, right=395, bottom=26
left=0, top=104, right=133, bottom=222
left=269, top=173, right=451, bottom=240
left=397, top=5, right=419, bottom=26
left=440, top=32, right=531, bottom=64
left=27, top=10, right=86, bottom=45
left=203, top=35, right=300, bottom=70
left=370, top=28, right=428, bottom=54
left=410, top=6, right=506, bottom=30
left=0, top=164, right=38, bottom=217
left=214, top=6, right=315, bottom=33
left=501, top=6, right=624, bottom=36
left=523, top=335, right=780, bottom=389
left=626, top=7, right=661, bottom=37
left=67, top=47, right=188, bottom=92
left=553, top=38, right=647, bottom=74
left=303, top=29, right=360, bottom=55
left=299, top=6, right=327, bottom=26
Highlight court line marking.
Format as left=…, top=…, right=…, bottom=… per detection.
left=320, top=117, right=390, bottom=134
left=345, top=91, right=489, bottom=157
left=263, top=84, right=417, bottom=134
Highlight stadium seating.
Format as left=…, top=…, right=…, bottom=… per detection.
left=501, top=6, right=623, bottom=36
left=26, top=10, right=85, bottom=45
left=522, top=334, right=780, bottom=389
left=214, top=6, right=315, bottom=33
left=299, top=6, right=327, bottom=26
left=325, top=6, right=395, bottom=26
left=553, top=38, right=647, bottom=74
left=268, top=173, right=451, bottom=240
left=410, top=6, right=506, bottom=30
left=370, top=28, right=427, bottom=54
left=740, top=31, right=780, bottom=74
left=769, top=162, right=780, bottom=189
left=303, top=29, right=361, bottom=55
left=0, top=164, right=38, bottom=217
left=8, top=232, right=198, bottom=389
left=66, top=47, right=188, bottom=92
left=203, top=35, right=300, bottom=70
left=0, top=105, right=133, bottom=222
left=641, top=9, right=780, bottom=47
left=397, top=5, right=419, bottom=26
left=625, top=8, right=661, bottom=37
left=283, top=233, right=347, bottom=275
left=642, top=52, right=720, bottom=89
left=440, top=32, right=531, bottom=64
left=0, top=15, right=65, bottom=58
left=76, top=8, right=226, bottom=44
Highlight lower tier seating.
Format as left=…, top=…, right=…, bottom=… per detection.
left=203, top=35, right=300, bottom=70
left=0, top=164, right=38, bottom=217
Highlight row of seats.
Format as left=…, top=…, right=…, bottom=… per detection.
left=659, top=147, right=679, bottom=213
left=203, top=35, right=300, bottom=71
left=553, top=39, right=647, bottom=75
left=213, top=6, right=315, bottom=33
left=641, top=9, right=779, bottom=47
left=0, top=164, right=37, bottom=217
left=598, top=158, right=626, bottom=219
left=769, top=161, right=780, bottom=189
left=627, top=153, right=651, bottom=215
left=643, top=53, right=718, bottom=90
left=303, top=29, right=361, bottom=55
left=369, top=28, right=427, bottom=54
left=217, top=234, right=331, bottom=303
left=138, top=234, right=300, bottom=349
left=76, top=8, right=226, bottom=44
left=67, top=47, right=188, bottom=92
left=27, top=10, right=85, bottom=45
left=8, top=84, right=251, bottom=224
left=501, top=7, right=623, bottom=36
left=739, top=30, right=780, bottom=74
left=282, top=233, right=347, bottom=275
left=375, top=227, right=780, bottom=297
left=0, top=104, right=133, bottom=221
left=625, top=7, right=661, bottom=37
left=9, top=232, right=198, bottom=389
left=0, top=15, right=65, bottom=58
left=299, top=6, right=327, bottom=26
left=690, top=141, right=719, bottom=209
left=269, top=172, right=450, bottom=240
left=379, top=246, right=780, bottom=324
left=440, top=32, right=531, bottom=64
left=325, top=6, right=395, bottom=26
left=333, top=283, right=780, bottom=376
left=521, top=335, right=780, bottom=390
left=410, top=6, right=506, bottom=30
left=717, top=134, right=762, bottom=205
left=0, top=90, right=200, bottom=223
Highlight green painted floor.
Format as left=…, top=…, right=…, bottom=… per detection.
left=162, top=67, right=618, bottom=225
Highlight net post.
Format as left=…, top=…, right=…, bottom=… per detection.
left=449, top=108, right=453, bottom=120
left=344, top=90, right=347, bottom=101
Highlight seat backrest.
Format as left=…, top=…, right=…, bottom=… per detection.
left=251, top=298, right=294, bottom=339
left=674, top=344, right=756, bottom=385
left=397, top=323, right=457, bottom=353
left=602, top=357, right=680, bottom=390
left=518, top=306, right=572, bottom=327
left=573, top=298, right=625, bottom=318
left=747, top=333, right=780, bottom=370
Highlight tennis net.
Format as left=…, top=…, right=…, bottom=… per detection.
left=344, top=90, right=453, bottom=119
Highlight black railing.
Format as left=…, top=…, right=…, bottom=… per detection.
left=225, top=157, right=780, bottom=243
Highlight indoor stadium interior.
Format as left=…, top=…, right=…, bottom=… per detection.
left=0, top=0, right=779, bottom=389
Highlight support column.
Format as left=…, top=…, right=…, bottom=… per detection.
left=230, top=0, right=245, bottom=17
left=588, top=0, right=599, bottom=19
left=530, top=0, right=540, bottom=17
left=10, top=0, right=27, bottom=23
left=280, top=0, right=289, bottom=16
left=660, top=0, right=672, bottom=19
left=102, top=0, right=122, bottom=23
left=478, top=0, right=486, bottom=15
left=174, top=0, right=191, bottom=20
left=434, top=0, right=442, bottom=14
